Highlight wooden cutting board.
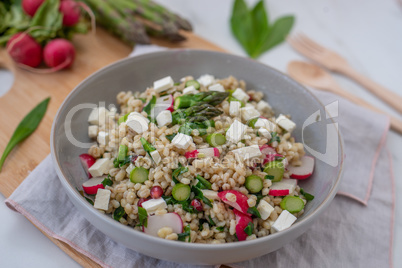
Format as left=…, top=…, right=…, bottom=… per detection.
left=0, top=29, right=225, bottom=267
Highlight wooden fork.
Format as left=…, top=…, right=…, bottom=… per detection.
left=288, top=34, right=402, bottom=114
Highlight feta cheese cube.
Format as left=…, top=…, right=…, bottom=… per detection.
left=254, top=118, right=276, bottom=132
left=88, top=158, right=113, bottom=177
left=229, top=101, right=241, bottom=117
left=272, top=210, right=297, bottom=232
left=276, top=114, right=296, bottom=133
left=226, top=119, right=247, bottom=143
left=171, top=133, right=193, bottom=149
left=208, top=83, right=225, bottom=92
left=183, top=85, right=198, bottom=95
left=258, top=128, right=272, bottom=139
left=153, top=76, right=174, bottom=93
left=127, top=112, right=150, bottom=123
left=126, top=163, right=135, bottom=175
left=94, top=189, right=111, bottom=210
left=201, top=189, right=219, bottom=201
left=231, top=145, right=262, bottom=160
left=270, top=178, right=298, bottom=195
left=257, top=200, right=275, bottom=220
left=257, top=100, right=272, bottom=113
left=240, top=107, right=260, bottom=121
left=232, top=88, right=250, bottom=103
left=88, top=125, right=98, bottom=139
left=142, top=198, right=167, bottom=214
left=88, top=107, right=109, bottom=125
left=150, top=150, right=162, bottom=164
left=97, top=131, right=109, bottom=146
left=197, top=74, right=215, bottom=87
left=156, top=110, right=172, bottom=127
left=126, top=115, right=149, bottom=134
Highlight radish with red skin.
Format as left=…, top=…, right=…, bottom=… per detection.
left=22, top=0, right=44, bottom=16
left=143, top=212, right=183, bottom=236
left=6, top=33, right=42, bottom=68
left=43, top=39, right=76, bottom=69
left=233, top=209, right=253, bottom=241
left=79, top=153, right=96, bottom=178
left=269, top=189, right=290, bottom=196
left=59, top=0, right=81, bottom=27
left=185, top=148, right=220, bottom=159
left=218, top=190, right=251, bottom=216
left=82, top=177, right=105, bottom=195
left=289, top=156, right=315, bottom=180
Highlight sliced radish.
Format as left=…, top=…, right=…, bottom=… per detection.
left=269, top=189, right=290, bottom=196
left=234, top=209, right=253, bottom=241
left=150, top=95, right=174, bottom=118
left=288, top=156, right=315, bottom=180
left=82, top=176, right=106, bottom=195
left=259, top=144, right=276, bottom=156
left=79, top=153, right=96, bottom=178
left=218, top=190, right=250, bottom=216
left=269, top=178, right=298, bottom=196
left=143, top=212, right=183, bottom=237
left=185, top=148, right=220, bottom=159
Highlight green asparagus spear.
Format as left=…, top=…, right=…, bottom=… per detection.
left=172, top=104, right=223, bottom=125
left=174, top=92, right=229, bottom=110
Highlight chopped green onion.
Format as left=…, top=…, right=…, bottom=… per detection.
left=113, top=206, right=126, bottom=221
left=244, top=222, right=254, bottom=236
left=195, top=175, right=212, bottom=190
left=300, top=188, right=315, bottom=201
left=247, top=206, right=261, bottom=218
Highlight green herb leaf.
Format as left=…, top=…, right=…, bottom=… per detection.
left=244, top=222, right=254, bottom=236
left=102, top=177, right=113, bottom=187
left=113, top=206, right=126, bottom=221
left=216, top=226, right=225, bottom=232
left=230, top=0, right=295, bottom=59
left=138, top=207, right=148, bottom=227
left=84, top=197, right=94, bottom=205
left=166, top=133, right=177, bottom=142
left=269, top=132, right=281, bottom=144
left=172, top=164, right=188, bottom=184
left=178, top=225, right=191, bottom=242
left=247, top=207, right=261, bottom=218
left=30, top=0, right=63, bottom=43
left=265, top=175, right=275, bottom=180
left=300, top=188, right=315, bottom=201
left=0, top=97, right=50, bottom=172
left=208, top=215, right=216, bottom=226
left=192, top=186, right=212, bottom=208
left=143, top=95, right=156, bottom=116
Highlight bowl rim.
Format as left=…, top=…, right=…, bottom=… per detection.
left=50, top=49, right=344, bottom=250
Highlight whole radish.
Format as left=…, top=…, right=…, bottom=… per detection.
left=22, top=0, right=45, bottom=16
left=43, top=39, right=76, bottom=69
left=59, top=0, right=81, bottom=27
left=6, top=33, right=42, bottom=68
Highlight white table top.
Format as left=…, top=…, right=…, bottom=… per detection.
left=0, top=0, right=401, bottom=267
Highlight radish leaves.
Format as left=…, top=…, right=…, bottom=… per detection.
left=0, top=97, right=50, bottom=172
left=230, top=0, right=294, bottom=59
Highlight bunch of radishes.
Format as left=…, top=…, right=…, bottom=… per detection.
left=6, top=0, right=87, bottom=70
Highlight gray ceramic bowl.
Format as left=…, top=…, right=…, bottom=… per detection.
left=51, top=50, right=344, bottom=265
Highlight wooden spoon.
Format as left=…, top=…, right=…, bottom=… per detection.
left=287, top=60, right=402, bottom=134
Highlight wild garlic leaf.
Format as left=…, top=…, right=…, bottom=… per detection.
left=230, top=0, right=254, bottom=55
left=254, top=15, right=295, bottom=57
left=250, top=0, right=270, bottom=51
left=0, top=97, right=50, bottom=172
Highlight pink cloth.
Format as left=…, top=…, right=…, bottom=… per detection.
left=4, top=46, right=395, bottom=267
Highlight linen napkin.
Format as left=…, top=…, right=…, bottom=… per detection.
left=5, top=46, right=394, bottom=268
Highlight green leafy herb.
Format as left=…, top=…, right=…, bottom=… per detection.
left=140, top=137, right=156, bottom=154
left=139, top=98, right=147, bottom=103
left=113, top=206, right=126, bottom=221
left=216, top=226, right=225, bottom=232
left=254, top=193, right=264, bottom=206
left=230, top=0, right=294, bottom=59
left=113, top=155, right=132, bottom=168
left=300, top=188, right=315, bottom=201
left=178, top=225, right=191, bottom=242
left=29, top=0, right=63, bottom=43
left=196, top=175, right=212, bottom=190
left=102, top=176, right=113, bottom=187
left=143, top=95, right=156, bottom=116
left=247, top=207, right=261, bottom=218
left=163, top=195, right=198, bottom=214
left=244, top=222, right=254, bottom=236
left=208, top=215, right=216, bottom=226
left=0, top=97, right=50, bottom=172
left=192, top=186, right=212, bottom=208
left=268, top=132, right=281, bottom=144
left=265, top=175, right=275, bottom=180
left=172, top=164, right=188, bottom=184
left=166, top=133, right=177, bottom=142
left=138, top=207, right=148, bottom=227
left=85, top=197, right=94, bottom=205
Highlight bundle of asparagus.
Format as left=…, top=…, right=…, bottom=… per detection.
left=82, top=0, right=192, bottom=44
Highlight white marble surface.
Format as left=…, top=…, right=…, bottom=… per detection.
left=0, top=0, right=401, bottom=267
